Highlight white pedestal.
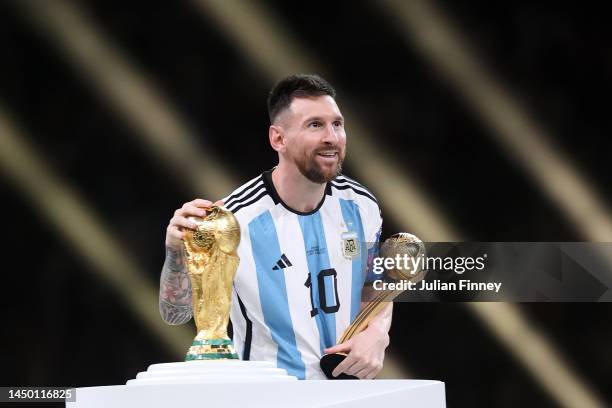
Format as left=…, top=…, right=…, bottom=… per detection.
left=126, top=360, right=298, bottom=385
left=67, top=361, right=446, bottom=407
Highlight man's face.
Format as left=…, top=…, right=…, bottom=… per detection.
left=278, top=95, right=346, bottom=184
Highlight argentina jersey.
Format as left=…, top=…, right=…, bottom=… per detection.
left=223, top=169, right=382, bottom=380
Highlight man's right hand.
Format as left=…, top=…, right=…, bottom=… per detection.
left=165, top=199, right=214, bottom=250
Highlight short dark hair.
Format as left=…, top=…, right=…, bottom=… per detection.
left=267, top=74, right=336, bottom=123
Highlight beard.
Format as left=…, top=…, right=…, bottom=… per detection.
left=293, top=147, right=344, bottom=184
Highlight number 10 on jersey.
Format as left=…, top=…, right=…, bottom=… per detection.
left=304, top=268, right=340, bottom=317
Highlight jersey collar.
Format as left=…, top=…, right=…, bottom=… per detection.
left=262, top=168, right=332, bottom=216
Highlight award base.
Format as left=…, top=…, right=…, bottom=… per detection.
left=320, top=353, right=358, bottom=380
left=126, top=360, right=297, bottom=385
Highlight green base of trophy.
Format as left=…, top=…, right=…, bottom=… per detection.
left=185, top=337, right=239, bottom=361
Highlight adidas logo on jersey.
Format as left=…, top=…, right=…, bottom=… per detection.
left=272, top=254, right=293, bottom=270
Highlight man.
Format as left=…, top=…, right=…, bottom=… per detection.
left=159, top=74, right=392, bottom=380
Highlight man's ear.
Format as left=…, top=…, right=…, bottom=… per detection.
left=269, top=124, right=285, bottom=152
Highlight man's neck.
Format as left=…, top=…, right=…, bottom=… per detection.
left=271, top=163, right=327, bottom=213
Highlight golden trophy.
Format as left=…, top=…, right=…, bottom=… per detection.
left=320, top=233, right=427, bottom=379
left=183, top=205, right=241, bottom=361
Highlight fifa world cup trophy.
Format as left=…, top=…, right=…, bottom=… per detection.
left=320, top=233, right=427, bottom=379
left=183, top=205, right=241, bottom=361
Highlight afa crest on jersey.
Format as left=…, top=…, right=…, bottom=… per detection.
left=341, top=231, right=360, bottom=259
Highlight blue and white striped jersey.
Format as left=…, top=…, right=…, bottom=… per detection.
left=223, top=169, right=382, bottom=379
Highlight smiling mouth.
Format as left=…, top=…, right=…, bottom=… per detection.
left=316, top=151, right=338, bottom=158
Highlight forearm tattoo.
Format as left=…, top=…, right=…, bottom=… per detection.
left=159, top=246, right=193, bottom=325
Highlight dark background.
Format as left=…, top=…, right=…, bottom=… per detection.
left=1, top=0, right=611, bottom=407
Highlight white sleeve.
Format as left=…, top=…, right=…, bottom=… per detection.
left=365, top=202, right=383, bottom=243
